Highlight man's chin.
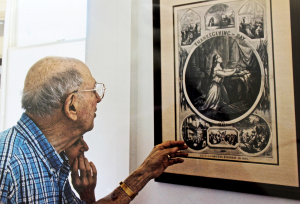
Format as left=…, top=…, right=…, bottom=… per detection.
left=87, top=126, right=94, bottom=132
left=83, top=124, right=94, bottom=133
left=88, top=123, right=95, bottom=132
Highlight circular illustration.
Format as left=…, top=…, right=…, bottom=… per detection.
left=181, top=114, right=210, bottom=151
left=183, top=35, right=264, bottom=124
left=235, top=114, right=271, bottom=156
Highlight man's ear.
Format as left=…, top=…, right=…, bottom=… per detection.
left=64, top=93, right=78, bottom=121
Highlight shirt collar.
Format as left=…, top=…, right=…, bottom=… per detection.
left=15, top=113, right=69, bottom=175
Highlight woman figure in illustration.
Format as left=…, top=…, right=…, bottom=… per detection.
left=201, top=53, right=237, bottom=110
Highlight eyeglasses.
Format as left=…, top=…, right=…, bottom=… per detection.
left=73, top=83, right=106, bottom=100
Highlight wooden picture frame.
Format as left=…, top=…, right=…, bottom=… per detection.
left=153, top=0, right=300, bottom=200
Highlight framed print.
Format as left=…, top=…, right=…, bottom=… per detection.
left=153, top=0, right=300, bottom=199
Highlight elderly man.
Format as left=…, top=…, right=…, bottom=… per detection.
left=0, top=56, right=188, bottom=203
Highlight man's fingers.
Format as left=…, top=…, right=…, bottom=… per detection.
left=90, top=161, right=97, bottom=180
left=161, top=146, right=181, bottom=156
left=168, top=158, right=184, bottom=166
left=71, top=156, right=98, bottom=193
left=160, top=146, right=189, bottom=158
left=78, top=156, right=87, bottom=177
left=173, top=152, right=188, bottom=157
left=71, top=157, right=79, bottom=178
left=168, top=152, right=188, bottom=158
left=161, top=147, right=176, bottom=158
left=84, top=158, right=92, bottom=178
left=160, top=140, right=185, bottom=149
left=177, top=144, right=188, bottom=150
left=72, top=157, right=79, bottom=173
left=161, top=146, right=188, bottom=165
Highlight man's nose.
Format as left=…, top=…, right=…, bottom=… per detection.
left=96, top=92, right=101, bottom=103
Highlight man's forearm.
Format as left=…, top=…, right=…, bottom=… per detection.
left=95, top=165, right=152, bottom=204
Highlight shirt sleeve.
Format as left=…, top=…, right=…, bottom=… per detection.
left=0, top=166, right=16, bottom=204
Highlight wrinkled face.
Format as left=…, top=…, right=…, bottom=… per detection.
left=65, top=136, right=89, bottom=166
left=76, top=72, right=101, bottom=133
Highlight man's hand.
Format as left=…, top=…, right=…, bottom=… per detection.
left=71, top=155, right=97, bottom=195
left=92, top=141, right=188, bottom=203
left=140, top=140, right=188, bottom=179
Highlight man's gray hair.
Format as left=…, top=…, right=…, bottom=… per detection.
left=21, top=69, right=83, bottom=118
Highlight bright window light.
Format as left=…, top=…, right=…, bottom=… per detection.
left=15, top=0, right=87, bottom=47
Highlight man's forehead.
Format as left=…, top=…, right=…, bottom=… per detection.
left=81, top=75, right=96, bottom=89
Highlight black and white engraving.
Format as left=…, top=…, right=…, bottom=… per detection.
left=239, top=1, right=264, bottom=39
left=236, top=114, right=271, bottom=156
left=183, top=35, right=263, bottom=123
left=181, top=114, right=210, bottom=151
left=180, top=9, right=201, bottom=46
left=208, top=127, right=239, bottom=148
left=205, top=4, right=235, bottom=30
left=174, top=0, right=277, bottom=164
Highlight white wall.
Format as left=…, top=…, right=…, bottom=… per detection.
left=85, top=0, right=300, bottom=204
left=15, top=0, right=86, bottom=47
left=85, top=0, right=132, bottom=199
